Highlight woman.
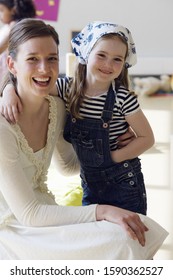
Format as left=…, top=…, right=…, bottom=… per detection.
left=0, top=18, right=168, bottom=260
left=0, top=0, right=36, bottom=78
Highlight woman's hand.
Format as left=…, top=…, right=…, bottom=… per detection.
left=0, top=84, right=22, bottom=124
left=96, top=204, right=148, bottom=246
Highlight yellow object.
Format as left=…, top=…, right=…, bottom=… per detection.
left=59, top=185, right=83, bottom=206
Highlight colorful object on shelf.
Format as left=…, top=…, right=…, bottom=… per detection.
left=34, top=0, right=60, bottom=21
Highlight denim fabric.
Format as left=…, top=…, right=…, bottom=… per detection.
left=81, top=158, right=147, bottom=214
left=63, top=86, right=147, bottom=214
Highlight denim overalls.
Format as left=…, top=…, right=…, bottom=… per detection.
left=63, top=86, right=147, bottom=215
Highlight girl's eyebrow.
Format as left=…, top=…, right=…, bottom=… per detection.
left=97, top=50, right=124, bottom=58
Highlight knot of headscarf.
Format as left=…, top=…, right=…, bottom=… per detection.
left=71, top=21, right=137, bottom=68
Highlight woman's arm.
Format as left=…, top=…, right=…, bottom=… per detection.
left=111, top=109, right=155, bottom=162
left=0, top=122, right=96, bottom=226
left=52, top=138, right=80, bottom=176
left=52, top=97, right=80, bottom=176
left=96, top=204, right=148, bottom=246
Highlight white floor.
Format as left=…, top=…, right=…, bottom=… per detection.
left=139, top=96, right=173, bottom=259
left=140, top=148, right=173, bottom=260
left=146, top=188, right=173, bottom=260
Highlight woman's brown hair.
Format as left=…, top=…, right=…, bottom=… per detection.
left=0, top=18, right=59, bottom=93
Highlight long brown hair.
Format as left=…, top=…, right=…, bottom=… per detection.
left=68, top=33, right=132, bottom=118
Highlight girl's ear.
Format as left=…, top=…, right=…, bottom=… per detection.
left=7, top=56, right=16, bottom=77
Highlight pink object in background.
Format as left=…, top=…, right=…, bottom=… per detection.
left=34, top=0, right=60, bottom=21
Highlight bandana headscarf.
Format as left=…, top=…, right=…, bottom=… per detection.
left=71, top=21, right=137, bottom=68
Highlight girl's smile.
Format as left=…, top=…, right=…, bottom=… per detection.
left=86, top=35, right=127, bottom=89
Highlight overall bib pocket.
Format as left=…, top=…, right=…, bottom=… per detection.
left=71, top=127, right=104, bottom=167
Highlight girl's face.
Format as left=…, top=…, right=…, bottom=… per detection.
left=0, top=4, right=14, bottom=24
left=86, top=36, right=127, bottom=87
left=7, top=36, right=59, bottom=100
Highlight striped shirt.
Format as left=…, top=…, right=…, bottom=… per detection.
left=56, top=77, right=140, bottom=150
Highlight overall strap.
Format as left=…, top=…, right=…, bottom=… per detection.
left=101, top=84, right=116, bottom=126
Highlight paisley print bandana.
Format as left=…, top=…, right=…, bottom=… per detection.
left=71, top=21, right=137, bottom=68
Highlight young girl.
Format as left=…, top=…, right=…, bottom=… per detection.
left=61, top=21, right=155, bottom=214
left=0, top=0, right=36, bottom=78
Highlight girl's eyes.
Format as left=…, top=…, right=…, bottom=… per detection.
left=114, top=58, right=124, bottom=62
left=97, top=53, right=124, bottom=63
left=97, top=53, right=105, bottom=58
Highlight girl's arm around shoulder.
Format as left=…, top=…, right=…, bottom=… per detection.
left=0, top=83, right=22, bottom=123
left=0, top=75, right=73, bottom=123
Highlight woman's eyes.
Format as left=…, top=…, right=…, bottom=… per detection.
left=27, top=56, right=58, bottom=62
left=27, top=57, right=37, bottom=61
left=49, top=56, right=59, bottom=61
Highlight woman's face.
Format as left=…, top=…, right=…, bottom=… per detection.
left=8, top=36, right=59, bottom=100
left=0, top=4, right=14, bottom=24
left=86, top=36, right=127, bottom=87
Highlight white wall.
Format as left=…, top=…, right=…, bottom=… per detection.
left=1, top=0, right=173, bottom=74
left=53, top=0, right=173, bottom=74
